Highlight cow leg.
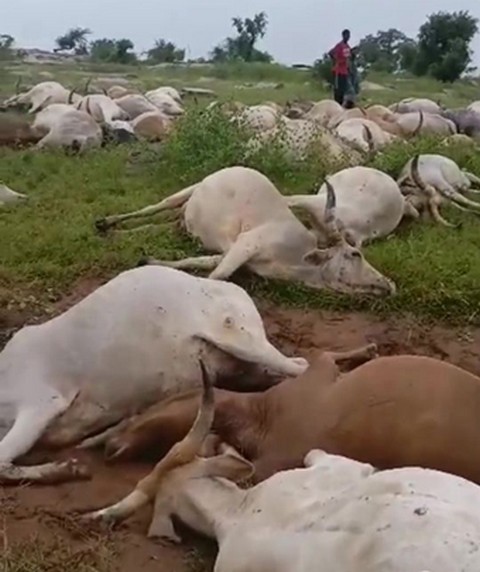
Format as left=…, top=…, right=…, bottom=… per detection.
left=77, top=420, right=129, bottom=450
left=138, top=254, right=223, bottom=271
left=96, top=183, right=196, bottom=232
left=0, top=399, right=90, bottom=485
left=208, top=235, right=260, bottom=280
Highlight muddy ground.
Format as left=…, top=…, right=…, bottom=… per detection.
left=1, top=290, right=480, bottom=571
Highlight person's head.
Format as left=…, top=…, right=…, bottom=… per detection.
left=342, top=29, right=351, bottom=43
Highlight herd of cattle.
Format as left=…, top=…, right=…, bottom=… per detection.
left=2, top=77, right=480, bottom=571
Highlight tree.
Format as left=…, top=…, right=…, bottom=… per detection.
left=55, top=27, right=91, bottom=55
left=147, top=39, right=185, bottom=63
left=90, top=38, right=136, bottom=64
left=312, top=54, right=334, bottom=86
left=0, top=34, right=14, bottom=60
left=413, top=11, right=479, bottom=82
left=356, top=28, right=416, bottom=73
left=210, top=12, right=273, bottom=63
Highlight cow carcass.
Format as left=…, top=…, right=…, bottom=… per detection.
left=115, top=94, right=158, bottom=119
left=145, top=90, right=184, bottom=116
left=398, top=154, right=480, bottom=226
left=74, top=94, right=129, bottom=123
left=286, top=167, right=417, bottom=247
left=334, top=118, right=395, bottom=152
left=391, top=97, right=443, bottom=115
left=303, top=100, right=343, bottom=125
left=234, top=105, right=280, bottom=132
left=92, top=342, right=480, bottom=487
left=2, top=81, right=81, bottom=113
left=131, top=111, right=173, bottom=141
left=95, top=166, right=395, bottom=296
left=0, top=265, right=307, bottom=485
left=88, top=370, right=480, bottom=572
left=467, top=101, right=480, bottom=114
left=440, top=108, right=480, bottom=140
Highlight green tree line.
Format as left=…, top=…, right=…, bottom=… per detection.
left=1, top=9, right=478, bottom=82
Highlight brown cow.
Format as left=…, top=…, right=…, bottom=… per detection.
left=85, top=344, right=480, bottom=485
left=0, top=114, right=43, bottom=147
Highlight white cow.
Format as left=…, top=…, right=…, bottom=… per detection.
left=0, top=265, right=307, bottom=484
left=147, top=86, right=182, bottom=104
left=391, top=97, right=443, bottom=115
left=96, top=166, right=395, bottom=296
left=398, top=154, right=480, bottom=226
left=335, top=118, right=395, bottom=152
left=32, top=103, right=73, bottom=134
left=396, top=111, right=456, bottom=137
left=286, top=167, right=418, bottom=247
left=145, top=90, right=184, bottom=116
left=2, top=81, right=81, bottom=113
left=89, top=379, right=480, bottom=572
left=34, top=109, right=103, bottom=151
left=131, top=111, right=173, bottom=141
left=235, top=105, right=280, bottom=132
left=74, top=94, right=129, bottom=123
left=304, top=100, right=343, bottom=125
left=115, top=94, right=158, bottom=119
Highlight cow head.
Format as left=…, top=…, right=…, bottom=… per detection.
left=298, top=180, right=396, bottom=297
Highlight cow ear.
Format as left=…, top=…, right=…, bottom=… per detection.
left=303, top=248, right=333, bottom=266
left=202, top=445, right=254, bottom=482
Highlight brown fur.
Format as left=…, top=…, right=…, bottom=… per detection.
left=104, top=351, right=480, bottom=484
left=0, top=115, right=43, bottom=148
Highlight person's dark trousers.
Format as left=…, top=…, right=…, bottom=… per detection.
left=333, top=74, right=348, bottom=105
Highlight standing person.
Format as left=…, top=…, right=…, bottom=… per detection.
left=343, top=46, right=360, bottom=109
left=329, top=29, right=351, bottom=106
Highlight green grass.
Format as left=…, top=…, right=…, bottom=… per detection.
left=1, top=102, right=480, bottom=325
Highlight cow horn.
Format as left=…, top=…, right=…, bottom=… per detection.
left=409, top=154, right=427, bottom=190
left=359, top=106, right=367, bottom=116
left=324, top=179, right=343, bottom=245
left=68, top=88, right=76, bottom=105
left=83, top=77, right=92, bottom=95
left=84, top=358, right=215, bottom=524
left=412, top=110, right=424, bottom=137
left=138, top=358, right=214, bottom=495
left=15, top=76, right=22, bottom=95
left=363, top=124, right=375, bottom=155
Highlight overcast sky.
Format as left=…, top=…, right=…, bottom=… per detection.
left=2, top=0, right=479, bottom=66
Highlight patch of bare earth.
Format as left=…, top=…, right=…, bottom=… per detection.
left=2, top=285, right=480, bottom=571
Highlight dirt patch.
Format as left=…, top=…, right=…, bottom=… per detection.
left=2, top=297, right=480, bottom=571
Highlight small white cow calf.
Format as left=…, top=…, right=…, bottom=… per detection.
left=3, top=81, right=81, bottom=113
left=0, top=265, right=307, bottom=484
left=391, top=97, right=443, bottom=115
left=145, top=90, right=184, bottom=116
left=89, top=378, right=480, bottom=572
left=398, top=154, right=480, bottom=226
left=115, top=94, right=158, bottom=119
left=74, top=94, right=128, bottom=123
left=96, top=166, right=395, bottom=296
left=286, top=167, right=417, bottom=247
left=0, top=184, right=28, bottom=206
